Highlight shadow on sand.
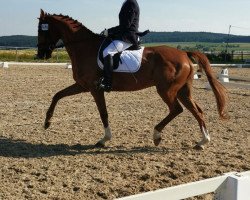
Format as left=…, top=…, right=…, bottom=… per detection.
left=0, top=136, right=187, bottom=158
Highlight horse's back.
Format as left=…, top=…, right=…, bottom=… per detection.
left=142, top=45, right=191, bottom=71
left=142, top=45, right=193, bottom=85
left=144, top=45, right=188, bottom=61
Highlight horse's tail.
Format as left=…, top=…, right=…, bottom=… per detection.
left=187, top=51, right=229, bottom=119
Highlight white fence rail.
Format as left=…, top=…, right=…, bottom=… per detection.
left=0, top=61, right=72, bottom=69
left=1, top=62, right=249, bottom=89
left=117, top=171, right=250, bottom=200
left=1, top=62, right=250, bottom=68
left=210, top=64, right=250, bottom=68
left=1, top=62, right=250, bottom=69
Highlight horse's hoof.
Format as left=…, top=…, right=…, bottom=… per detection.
left=193, top=144, right=204, bottom=150
left=95, top=141, right=105, bottom=148
left=44, top=121, right=51, bottom=129
left=154, top=138, right=162, bottom=146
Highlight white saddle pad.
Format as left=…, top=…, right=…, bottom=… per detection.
left=97, top=47, right=144, bottom=73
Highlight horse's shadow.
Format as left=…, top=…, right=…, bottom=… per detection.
left=0, top=136, right=181, bottom=158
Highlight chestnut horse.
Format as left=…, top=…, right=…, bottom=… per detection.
left=36, top=10, right=228, bottom=150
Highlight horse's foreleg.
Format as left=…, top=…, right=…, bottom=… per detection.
left=44, top=83, right=85, bottom=129
left=91, top=90, right=111, bottom=147
left=154, top=87, right=183, bottom=146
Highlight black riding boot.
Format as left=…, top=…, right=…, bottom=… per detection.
left=99, top=54, right=113, bottom=92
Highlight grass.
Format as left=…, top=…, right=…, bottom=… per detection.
left=144, top=42, right=250, bottom=52
left=1, top=43, right=250, bottom=62
left=0, top=49, right=70, bottom=62
left=145, top=42, right=250, bottom=62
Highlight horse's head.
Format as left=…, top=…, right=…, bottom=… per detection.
left=35, top=9, right=61, bottom=59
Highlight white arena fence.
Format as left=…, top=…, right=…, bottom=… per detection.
left=117, top=171, right=250, bottom=200
left=1, top=61, right=249, bottom=70
left=0, top=61, right=72, bottom=69
left=1, top=62, right=250, bottom=68
left=1, top=61, right=249, bottom=89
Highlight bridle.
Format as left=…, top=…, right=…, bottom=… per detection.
left=36, top=21, right=57, bottom=59
left=36, top=21, right=91, bottom=59
left=36, top=18, right=110, bottom=60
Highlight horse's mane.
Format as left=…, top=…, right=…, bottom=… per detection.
left=46, top=13, right=99, bottom=36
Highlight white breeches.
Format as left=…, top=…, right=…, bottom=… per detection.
left=103, top=40, right=132, bottom=57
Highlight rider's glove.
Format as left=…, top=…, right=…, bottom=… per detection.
left=100, top=29, right=109, bottom=37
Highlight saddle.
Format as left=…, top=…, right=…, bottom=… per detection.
left=98, top=38, right=122, bottom=70
left=97, top=30, right=149, bottom=72
left=97, top=39, right=145, bottom=73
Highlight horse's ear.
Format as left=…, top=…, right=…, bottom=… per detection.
left=40, top=9, right=46, bottom=19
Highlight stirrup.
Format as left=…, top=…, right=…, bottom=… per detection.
left=99, top=84, right=112, bottom=92
left=97, top=78, right=112, bottom=92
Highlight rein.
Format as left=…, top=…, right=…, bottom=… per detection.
left=54, top=36, right=105, bottom=49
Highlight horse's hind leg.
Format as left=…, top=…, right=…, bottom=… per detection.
left=178, top=84, right=210, bottom=150
left=44, top=83, right=85, bottom=129
left=154, top=87, right=183, bottom=146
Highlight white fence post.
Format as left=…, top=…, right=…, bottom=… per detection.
left=204, top=68, right=250, bottom=90
left=117, top=171, right=250, bottom=200
left=66, top=63, right=72, bottom=69
left=219, top=68, right=229, bottom=83
left=215, top=172, right=250, bottom=200
left=3, top=62, right=9, bottom=68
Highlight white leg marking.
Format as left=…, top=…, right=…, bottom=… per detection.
left=99, top=126, right=112, bottom=145
left=197, top=126, right=211, bottom=147
left=153, top=129, right=162, bottom=140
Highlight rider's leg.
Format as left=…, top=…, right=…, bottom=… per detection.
left=98, top=40, right=132, bottom=92
left=99, top=54, right=113, bottom=92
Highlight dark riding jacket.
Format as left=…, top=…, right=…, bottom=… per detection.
left=108, top=0, right=140, bottom=47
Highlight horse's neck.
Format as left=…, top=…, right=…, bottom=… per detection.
left=52, top=15, right=101, bottom=52
left=61, top=27, right=97, bottom=46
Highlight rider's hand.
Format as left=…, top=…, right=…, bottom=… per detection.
left=100, top=29, right=108, bottom=37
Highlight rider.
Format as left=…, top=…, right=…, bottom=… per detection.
left=98, top=0, right=140, bottom=92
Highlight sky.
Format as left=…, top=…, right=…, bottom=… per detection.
left=0, top=0, right=250, bottom=36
